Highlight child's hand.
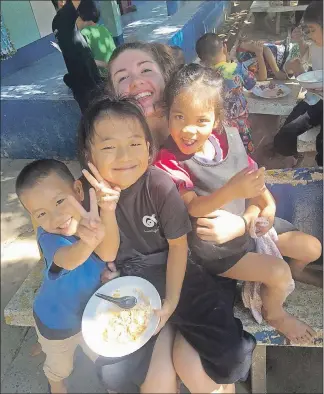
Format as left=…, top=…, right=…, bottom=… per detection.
left=257, top=206, right=275, bottom=236
left=227, top=167, right=266, bottom=200
left=82, top=163, right=120, bottom=212
left=251, top=41, right=264, bottom=55
left=153, top=299, right=176, bottom=335
left=291, top=27, right=303, bottom=43
left=100, top=262, right=120, bottom=283
left=68, top=188, right=105, bottom=249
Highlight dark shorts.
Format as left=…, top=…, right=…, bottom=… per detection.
left=197, top=217, right=297, bottom=276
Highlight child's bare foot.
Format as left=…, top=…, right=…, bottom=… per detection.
left=30, top=342, right=42, bottom=357
left=265, top=310, right=316, bottom=344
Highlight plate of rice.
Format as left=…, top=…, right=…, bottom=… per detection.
left=82, top=276, right=161, bottom=357
left=252, top=82, right=291, bottom=99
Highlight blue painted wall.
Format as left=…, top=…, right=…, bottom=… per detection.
left=168, top=0, right=229, bottom=62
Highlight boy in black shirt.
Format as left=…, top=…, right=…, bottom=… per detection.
left=52, top=0, right=101, bottom=112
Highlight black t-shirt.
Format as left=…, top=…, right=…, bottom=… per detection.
left=52, top=1, right=101, bottom=93
left=115, top=166, right=192, bottom=261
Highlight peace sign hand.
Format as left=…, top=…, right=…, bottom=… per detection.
left=68, top=188, right=106, bottom=249
left=82, top=163, right=120, bottom=212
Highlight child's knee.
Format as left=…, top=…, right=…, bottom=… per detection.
left=305, top=236, right=322, bottom=262
left=265, top=258, right=292, bottom=287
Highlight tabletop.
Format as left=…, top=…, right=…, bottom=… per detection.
left=251, top=0, right=308, bottom=13
left=245, top=79, right=303, bottom=116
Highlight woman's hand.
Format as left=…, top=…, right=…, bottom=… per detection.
left=82, top=163, right=120, bottom=212
left=196, top=210, right=246, bottom=245
left=153, top=299, right=176, bottom=335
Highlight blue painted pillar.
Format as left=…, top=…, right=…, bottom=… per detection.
left=99, top=0, right=124, bottom=46
left=166, top=0, right=180, bottom=16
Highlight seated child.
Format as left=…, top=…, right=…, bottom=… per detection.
left=15, top=159, right=119, bottom=394
left=196, top=33, right=256, bottom=154
left=77, top=0, right=116, bottom=77
left=274, top=0, right=323, bottom=166
left=78, top=96, right=256, bottom=394
left=155, top=64, right=322, bottom=344
left=236, top=27, right=310, bottom=81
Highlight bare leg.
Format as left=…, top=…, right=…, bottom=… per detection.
left=263, top=46, right=287, bottom=80
left=173, top=332, right=235, bottom=394
left=48, top=379, right=67, bottom=394
left=141, top=324, right=177, bottom=393
left=220, top=252, right=316, bottom=344
left=276, top=231, right=323, bottom=287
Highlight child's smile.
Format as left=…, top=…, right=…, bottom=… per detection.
left=169, top=90, right=216, bottom=155
left=89, top=115, right=150, bottom=189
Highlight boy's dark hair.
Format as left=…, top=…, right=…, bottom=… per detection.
left=78, top=95, right=155, bottom=168
left=196, top=33, right=224, bottom=63
left=170, top=45, right=185, bottom=67
left=303, top=1, right=323, bottom=27
left=106, top=42, right=177, bottom=94
left=16, top=159, right=75, bottom=199
left=164, top=63, right=223, bottom=118
left=78, top=0, right=100, bottom=23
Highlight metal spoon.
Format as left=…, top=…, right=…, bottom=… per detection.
left=95, top=293, right=137, bottom=310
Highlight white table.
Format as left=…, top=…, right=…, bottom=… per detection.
left=250, top=0, right=308, bottom=34
left=245, top=80, right=302, bottom=116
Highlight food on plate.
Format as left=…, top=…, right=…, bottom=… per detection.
left=260, top=85, right=266, bottom=91
left=101, top=291, right=152, bottom=344
left=276, top=88, right=284, bottom=96
left=268, top=82, right=276, bottom=89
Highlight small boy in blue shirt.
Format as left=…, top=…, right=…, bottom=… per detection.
left=16, top=159, right=120, bottom=393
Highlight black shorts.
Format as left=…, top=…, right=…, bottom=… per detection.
left=197, top=217, right=297, bottom=276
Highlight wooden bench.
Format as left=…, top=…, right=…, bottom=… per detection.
left=4, top=168, right=323, bottom=393
left=250, top=0, right=308, bottom=34
left=297, top=125, right=321, bottom=153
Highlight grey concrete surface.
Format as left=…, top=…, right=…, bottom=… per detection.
left=1, top=159, right=323, bottom=393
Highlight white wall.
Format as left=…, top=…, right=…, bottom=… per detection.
left=30, top=1, right=56, bottom=38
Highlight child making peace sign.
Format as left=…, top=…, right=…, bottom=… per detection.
left=15, top=159, right=118, bottom=394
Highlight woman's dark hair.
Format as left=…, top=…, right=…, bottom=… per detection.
left=78, top=95, right=155, bottom=168
left=164, top=63, right=224, bottom=119
left=78, top=0, right=100, bottom=23
left=303, top=1, right=323, bottom=27
left=105, top=42, right=177, bottom=94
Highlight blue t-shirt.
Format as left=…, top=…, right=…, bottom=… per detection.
left=33, top=228, right=105, bottom=340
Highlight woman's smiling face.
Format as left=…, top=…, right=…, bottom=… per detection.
left=110, top=49, right=166, bottom=117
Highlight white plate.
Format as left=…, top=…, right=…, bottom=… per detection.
left=252, top=84, right=291, bottom=99
left=297, top=70, right=323, bottom=90
left=82, top=276, right=161, bottom=358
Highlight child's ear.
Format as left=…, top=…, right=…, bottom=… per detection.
left=73, top=180, right=85, bottom=202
